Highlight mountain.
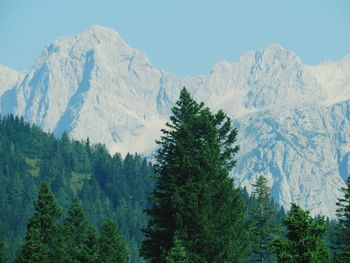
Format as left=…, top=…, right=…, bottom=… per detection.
left=1, top=25, right=349, bottom=217
left=0, top=65, right=23, bottom=97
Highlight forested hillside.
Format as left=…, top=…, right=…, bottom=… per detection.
left=1, top=114, right=345, bottom=262
left=0, top=115, right=153, bottom=262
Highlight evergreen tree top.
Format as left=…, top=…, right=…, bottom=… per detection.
left=30, top=182, right=61, bottom=229
left=142, top=86, right=246, bottom=262
left=63, top=197, right=87, bottom=228
left=252, top=175, right=271, bottom=201
left=272, top=203, right=330, bottom=263
left=16, top=182, right=61, bottom=263
left=98, top=219, right=130, bottom=263
left=157, top=87, right=239, bottom=172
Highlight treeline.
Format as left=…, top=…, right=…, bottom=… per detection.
left=0, top=115, right=153, bottom=262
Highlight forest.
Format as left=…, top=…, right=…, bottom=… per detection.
left=0, top=114, right=153, bottom=262
left=0, top=88, right=349, bottom=262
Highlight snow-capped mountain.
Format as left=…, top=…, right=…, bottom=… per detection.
left=0, top=65, right=22, bottom=97
left=1, top=25, right=349, bottom=217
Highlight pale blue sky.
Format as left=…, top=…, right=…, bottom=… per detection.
left=0, top=0, right=349, bottom=76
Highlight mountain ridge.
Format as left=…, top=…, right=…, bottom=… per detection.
left=1, top=25, right=350, bottom=217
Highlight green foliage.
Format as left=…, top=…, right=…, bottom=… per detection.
left=249, top=175, right=280, bottom=262
left=70, top=172, right=91, bottom=195
left=16, top=182, right=62, bottom=263
left=141, top=88, right=247, bottom=262
left=0, top=242, right=8, bottom=263
left=14, top=183, right=131, bottom=263
left=0, top=114, right=153, bottom=262
left=166, top=233, right=189, bottom=263
left=272, top=203, right=330, bottom=263
left=98, top=219, right=130, bottom=263
left=1, top=107, right=340, bottom=263
left=62, top=198, right=97, bottom=263
left=16, top=227, right=49, bottom=263
left=333, top=176, right=350, bottom=262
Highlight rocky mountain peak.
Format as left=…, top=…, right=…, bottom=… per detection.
left=0, top=65, right=20, bottom=96
left=1, top=26, right=350, bottom=217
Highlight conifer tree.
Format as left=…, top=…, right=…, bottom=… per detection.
left=16, top=182, right=61, bottom=263
left=250, top=175, right=280, bottom=262
left=62, top=198, right=97, bottom=263
left=333, top=177, right=350, bottom=262
left=141, top=87, right=247, bottom=262
left=17, top=227, right=48, bottom=263
left=272, top=203, right=330, bottom=263
left=98, top=219, right=130, bottom=263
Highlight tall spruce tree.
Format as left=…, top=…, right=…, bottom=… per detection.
left=141, top=87, right=247, bottom=262
left=333, top=177, right=350, bottom=262
left=272, top=203, right=330, bottom=263
left=62, top=198, right=97, bottom=263
left=250, top=175, right=280, bottom=262
left=98, top=219, right=130, bottom=263
left=16, top=182, right=62, bottom=263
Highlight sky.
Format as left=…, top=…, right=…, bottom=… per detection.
left=0, top=0, right=349, bottom=76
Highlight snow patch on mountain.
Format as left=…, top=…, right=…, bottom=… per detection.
left=305, top=55, right=350, bottom=104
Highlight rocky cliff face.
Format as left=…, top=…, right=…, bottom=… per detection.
left=1, top=25, right=349, bottom=216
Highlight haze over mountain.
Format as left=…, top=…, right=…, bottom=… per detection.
left=1, top=25, right=349, bottom=217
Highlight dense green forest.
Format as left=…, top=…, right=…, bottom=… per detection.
left=1, top=88, right=349, bottom=262
left=0, top=114, right=284, bottom=262
left=0, top=115, right=153, bottom=262
left=15, top=182, right=130, bottom=263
